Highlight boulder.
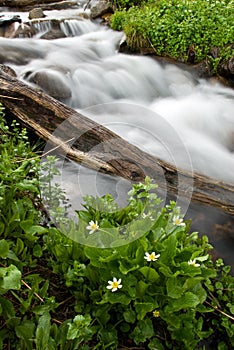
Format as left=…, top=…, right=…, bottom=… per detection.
left=0, top=14, right=21, bottom=26
left=0, top=15, right=22, bottom=37
left=0, top=0, right=80, bottom=11
left=28, top=69, right=72, bottom=102
left=28, top=8, right=46, bottom=20
left=218, top=57, right=234, bottom=88
left=90, top=0, right=113, bottom=19
left=0, top=0, right=62, bottom=7
left=40, top=27, right=66, bottom=39
left=12, top=23, right=37, bottom=38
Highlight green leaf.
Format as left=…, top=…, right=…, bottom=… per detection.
left=119, top=260, right=139, bottom=274
left=33, top=244, right=43, bottom=258
left=135, top=302, right=156, bottom=320
left=20, top=220, right=47, bottom=235
left=136, top=280, right=148, bottom=298
left=166, top=277, right=184, bottom=298
left=123, top=309, right=136, bottom=324
left=0, top=265, right=21, bottom=293
left=100, top=292, right=131, bottom=305
left=14, top=238, right=24, bottom=255
left=15, top=320, right=35, bottom=350
left=165, top=292, right=200, bottom=313
left=0, top=239, right=9, bottom=259
left=0, top=222, right=4, bottom=235
left=35, top=312, right=51, bottom=350
left=130, top=318, right=154, bottom=344
left=139, top=266, right=159, bottom=282
left=148, top=337, right=165, bottom=350
left=0, top=296, right=15, bottom=318
left=67, top=315, right=92, bottom=341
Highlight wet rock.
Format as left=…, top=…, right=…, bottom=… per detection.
left=0, top=0, right=62, bottom=7
left=0, top=14, right=22, bottom=37
left=28, top=8, right=46, bottom=20
left=0, top=14, right=21, bottom=27
left=0, top=22, right=15, bottom=37
left=40, top=20, right=66, bottom=39
left=90, top=0, right=113, bottom=19
left=0, top=0, right=80, bottom=11
left=12, top=23, right=37, bottom=38
left=209, top=46, right=220, bottom=59
left=0, top=64, right=17, bottom=77
left=28, top=69, right=72, bottom=102
left=40, top=27, right=66, bottom=39
left=218, top=57, right=234, bottom=87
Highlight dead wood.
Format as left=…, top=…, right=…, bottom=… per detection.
left=0, top=67, right=234, bottom=215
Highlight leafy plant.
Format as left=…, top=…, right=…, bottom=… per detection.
left=110, top=0, right=234, bottom=64
left=0, top=104, right=234, bottom=349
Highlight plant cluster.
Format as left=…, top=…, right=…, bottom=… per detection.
left=0, top=106, right=234, bottom=349
left=110, top=0, right=234, bottom=63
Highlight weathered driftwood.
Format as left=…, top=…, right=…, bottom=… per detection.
left=0, top=67, right=234, bottom=215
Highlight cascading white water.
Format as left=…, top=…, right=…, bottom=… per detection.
left=1, top=13, right=233, bottom=184
left=0, top=6, right=233, bottom=186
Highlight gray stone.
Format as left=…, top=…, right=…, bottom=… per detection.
left=28, top=69, right=72, bottom=102
left=40, top=28, right=66, bottom=39
left=12, top=23, right=37, bottom=38
left=28, top=8, right=46, bottom=20
left=90, top=0, right=113, bottom=19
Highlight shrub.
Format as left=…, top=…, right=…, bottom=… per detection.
left=110, top=0, right=234, bottom=62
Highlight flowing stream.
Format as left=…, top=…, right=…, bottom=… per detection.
left=0, top=4, right=234, bottom=266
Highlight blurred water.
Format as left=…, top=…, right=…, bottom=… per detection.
left=1, top=18, right=233, bottom=183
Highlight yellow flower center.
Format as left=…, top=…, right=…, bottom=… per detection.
left=149, top=253, right=155, bottom=260
left=153, top=310, right=160, bottom=318
left=91, top=223, right=97, bottom=230
left=112, top=281, right=119, bottom=288
left=174, top=218, right=181, bottom=225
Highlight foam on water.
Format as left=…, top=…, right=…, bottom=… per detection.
left=0, top=17, right=233, bottom=185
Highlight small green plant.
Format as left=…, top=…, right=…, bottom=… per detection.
left=0, top=105, right=234, bottom=349
left=45, top=178, right=234, bottom=349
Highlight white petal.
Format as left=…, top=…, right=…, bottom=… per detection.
left=106, top=285, right=112, bottom=289
left=118, top=285, right=122, bottom=289
left=117, top=279, right=121, bottom=284
left=112, top=288, right=117, bottom=292
left=113, top=277, right=117, bottom=282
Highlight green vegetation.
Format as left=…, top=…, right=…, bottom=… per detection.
left=1, top=105, right=234, bottom=349
left=110, top=0, right=234, bottom=63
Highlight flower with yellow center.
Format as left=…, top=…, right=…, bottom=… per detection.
left=173, top=215, right=185, bottom=227
left=188, top=259, right=200, bottom=267
left=144, top=252, right=160, bottom=262
left=86, top=220, right=99, bottom=234
left=106, top=277, right=122, bottom=292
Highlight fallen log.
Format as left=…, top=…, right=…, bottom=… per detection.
left=0, top=67, right=234, bottom=215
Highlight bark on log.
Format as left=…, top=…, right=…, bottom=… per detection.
left=0, top=67, right=234, bottom=215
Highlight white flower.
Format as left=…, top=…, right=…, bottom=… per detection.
left=144, top=252, right=160, bottom=262
left=188, top=259, right=200, bottom=267
left=106, top=277, right=122, bottom=292
left=173, top=216, right=185, bottom=227
left=86, top=220, right=99, bottom=234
